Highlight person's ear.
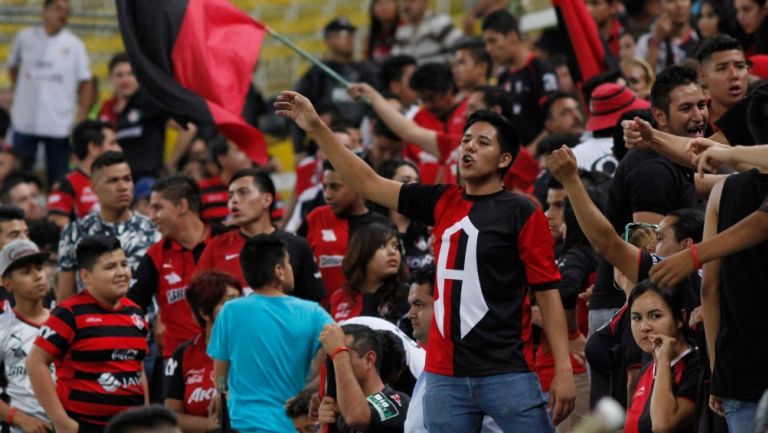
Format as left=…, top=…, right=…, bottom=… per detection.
left=80, top=268, right=91, bottom=287
left=365, top=351, right=378, bottom=370
left=652, top=107, right=668, bottom=129
left=497, top=152, right=513, bottom=171
left=680, top=237, right=693, bottom=249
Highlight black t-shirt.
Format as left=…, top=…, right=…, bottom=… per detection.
left=336, top=386, right=410, bottom=433
left=714, top=96, right=754, bottom=146
left=115, top=89, right=169, bottom=178
left=497, top=56, right=558, bottom=145
left=712, top=169, right=768, bottom=401
left=591, top=149, right=696, bottom=310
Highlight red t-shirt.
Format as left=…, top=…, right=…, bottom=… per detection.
left=164, top=334, right=216, bottom=417
left=48, top=169, right=99, bottom=219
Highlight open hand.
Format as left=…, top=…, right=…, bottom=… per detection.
left=274, top=91, right=324, bottom=133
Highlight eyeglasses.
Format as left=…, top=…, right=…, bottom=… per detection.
left=624, top=222, right=658, bottom=242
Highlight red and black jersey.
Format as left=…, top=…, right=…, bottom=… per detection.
left=47, top=169, right=99, bottom=219
left=330, top=286, right=410, bottom=324
left=403, top=99, right=468, bottom=185
left=294, top=156, right=322, bottom=198
left=198, top=176, right=229, bottom=224
left=34, top=291, right=148, bottom=428
left=128, top=229, right=219, bottom=358
left=195, top=229, right=325, bottom=302
left=497, top=54, right=558, bottom=145
left=397, top=183, right=560, bottom=377
left=163, top=334, right=215, bottom=417
left=98, top=97, right=120, bottom=128
left=625, top=349, right=701, bottom=433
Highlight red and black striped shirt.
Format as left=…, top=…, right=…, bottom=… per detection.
left=34, top=291, right=148, bottom=428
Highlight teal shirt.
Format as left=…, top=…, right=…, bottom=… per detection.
left=208, top=294, right=333, bottom=432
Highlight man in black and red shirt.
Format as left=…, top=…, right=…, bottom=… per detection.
left=277, top=92, right=575, bottom=432
left=198, top=136, right=253, bottom=224
left=47, top=120, right=122, bottom=228
left=481, top=10, right=558, bottom=148
left=27, top=235, right=147, bottom=433
left=298, top=160, right=392, bottom=306
left=128, top=175, right=220, bottom=359
left=196, top=168, right=323, bottom=301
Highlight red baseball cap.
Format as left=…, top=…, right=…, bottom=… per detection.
left=586, top=83, right=650, bottom=132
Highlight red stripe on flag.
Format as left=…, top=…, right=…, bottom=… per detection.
left=171, top=0, right=268, bottom=164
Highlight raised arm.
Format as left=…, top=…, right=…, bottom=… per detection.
left=548, top=147, right=641, bottom=283
left=275, top=91, right=401, bottom=210
left=348, top=83, right=439, bottom=157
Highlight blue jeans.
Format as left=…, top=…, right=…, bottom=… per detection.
left=423, top=372, right=553, bottom=433
left=722, top=398, right=757, bottom=433
left=12, top=132, right=70, bottom=186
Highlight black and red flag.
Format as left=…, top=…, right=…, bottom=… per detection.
left=116, top=0, right=268, bottom=164
left=552, top=0, right=610, bottom=84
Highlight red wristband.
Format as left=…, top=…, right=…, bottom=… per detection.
left=6, top=407, right=16, bottom=425
left=690, top=244, right=702, bottom=270
left=330, top=346, right=350, bottom=361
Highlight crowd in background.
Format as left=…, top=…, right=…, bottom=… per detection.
left=1, top=0, right=768, bottom=432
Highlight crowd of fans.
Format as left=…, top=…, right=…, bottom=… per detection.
left=1, top=0, right=768, bottom=432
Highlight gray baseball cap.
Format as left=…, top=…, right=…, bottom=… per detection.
left=0, top=240, right=50, bottom=277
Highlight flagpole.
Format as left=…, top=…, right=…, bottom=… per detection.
left=266, top=26, right=351, bottom=88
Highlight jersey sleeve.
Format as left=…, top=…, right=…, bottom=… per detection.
left=517, top=208, right=561, bottom=290
left=397, top=183, right=449, bottom=227
left=7, top=31, right=23, bottom=68
left=75, top=39, right=92, bottom=82
left=47, top=178, right=75, bottom=216
left=164, top=343, right=187, bottom=401
left=127, top=254, right=160, bottom=311
left=675, top=353, right=703, bottom=402
left=194, top=241, right=216, bottom=276
left=34, top=306, right=77, bottom=359
left=366, top=390, right=410, bottom=431
left=557, top=249, right=594, bottom=309
left=57, top=221, right=80, bottom=271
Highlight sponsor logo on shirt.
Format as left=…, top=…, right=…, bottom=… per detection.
left=86, top=317, right=102, bottom=324
left=164, top=272, right=182, bottom=285
left=321, top=229, right=337, bottom=242
left=165, top=358, right=178, bottom=376
left=185, top=368, right=205, bottom=385
left=166, top=287, right=187, bottom=304
left=188, top=387, right=217, bottom=404
left=318, top=255, right=343, bottom=268
left=39, top=326, right=56, bottom=339
left=98, top=372, right=142, bottom=392
left=225, top=254, right=239, bottom=261
left=367, top=392, right=400, bottom=421
left=111, top=349, right=139, bottom=361
left=9, top=334, right=26, bottom=359
left=131, top=314, right=145, bottom=330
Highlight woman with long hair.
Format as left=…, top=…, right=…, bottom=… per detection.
left=696, top=0, right=738, bottom=39
left=164, top=271, right=243, bottom=433
left=366, top=0, right=401, bottom=62
left=735, top=0, right=768, bottom=54
left=625, top=281, right=701, bottom=433
left=330, top=223, right=409, bottom=323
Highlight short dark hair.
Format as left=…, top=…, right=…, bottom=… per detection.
left=209, top=135, right=230, bottom=169
left=377, top=330, right=406, bottom=385
left=76, top=234, right=122, bottom=271
left=240, top=234, right=287, bottom=289
left=542, top=91, right=580, bottom=120
left=472, top=85, right=514, bottom=119
left=372, top=117, right=401, bottom=142
left=627, top=281, right=695, bottom=346
left=341, top=324, right=382, bottom=372
left=453, top=38, right=493, bottom=79
left=535, top=134, right=581, bottom=159
left=666, top=208, right=704, bottom=244
left=285, top=389, right=314, bottom=420
left=104, top=405, right=178, bottom=433
left=229, top=168, right=276, bottom=213
left=1, top=173, right=42, bottom=204
left=186, top=271, right=243, bottom=327
left=481, top=10, right=520, bottom=36
left=108, top=52, right=131, bottom=74
left=151, top=174, right=202, bottom=215
left=380, top=55, right=417, bottom=86
left=651, top=65, right=699, bottom=115
left=695, top=34, right=743, bottom=64
left=409, top=63, right=455, bottom=94
left=91, top=151, right=128, bottom=176
left=71, top=120, right=113, bottom=161
left=463, top=110, right=520, bottom=178
left=409, top=263, right=435, bottom=296
left=0, top=205, right=26, bottom=224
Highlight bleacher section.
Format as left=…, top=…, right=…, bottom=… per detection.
left=0, top=0, right=465, bottom=98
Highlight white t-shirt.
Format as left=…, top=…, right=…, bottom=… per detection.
left=572, top=136, right=619, bottom=179
left=8, top=26, right=91, bottom=137
left=0, top=311, right=54, bottom=433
